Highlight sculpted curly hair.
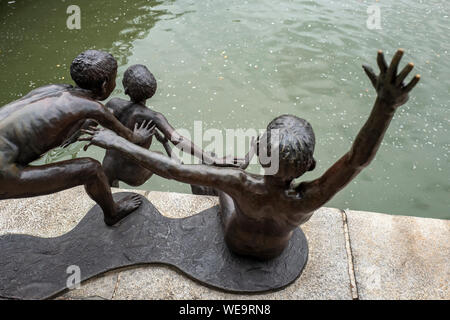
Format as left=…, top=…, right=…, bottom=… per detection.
left=122, top=64, right=157, bottom=102
left=70, top=50, right=117, bottom=91
left=259, top=114, right=316, bottom=178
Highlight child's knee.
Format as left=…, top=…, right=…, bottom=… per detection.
left=78, top=158, right=103, bottom=177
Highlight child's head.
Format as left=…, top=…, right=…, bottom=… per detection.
left=258, top=115, right=316, bottom=180
left=70, top=50, right=118, bottom=100
left=122, top=64, right=157, bottom=103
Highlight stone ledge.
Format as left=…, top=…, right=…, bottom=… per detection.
left=0, top=186, right=448, bottom=300
left=345, top=209, right=449, bottom=300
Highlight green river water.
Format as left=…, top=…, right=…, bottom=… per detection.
left=0, top=0, right=448, bottom=219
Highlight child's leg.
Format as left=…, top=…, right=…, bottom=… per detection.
left=103, top=149, right=154, bottom=187
left=0, top=157, right=141, bottom=225
left=102, top=150, right=120, bottom=187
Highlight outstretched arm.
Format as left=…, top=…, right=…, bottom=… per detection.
left=154, top=128, right=257, bottom=169
left=152, top=113, right=243, bottom=167
left=299, top=49, right=420, bottom=210
left=154, top=129, right=182, bottom=162
left=61, top=98, right=125, bottom=148
left=79, top=124, right=253, bottom=197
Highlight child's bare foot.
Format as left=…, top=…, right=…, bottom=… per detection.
left=104, top=194, right=142, bottom=226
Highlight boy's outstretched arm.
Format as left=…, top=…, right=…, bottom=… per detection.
left=154, top=129, right=181, bottom=163
left=79, top=124, right=253, bottom=197
left=61, top=98, right=125, bottom=148
left=299, top=49, right=420, bottom=209
left=152, top=113, right=243, bottom=167
left=154, top=129, right=256, bottom=171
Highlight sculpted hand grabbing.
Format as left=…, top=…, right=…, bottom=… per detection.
left=79, top=120, right=155, bottom=151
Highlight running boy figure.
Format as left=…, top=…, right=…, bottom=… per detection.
left=0, top=50, right=147, bottom=226
left=81, top=50, right=420, bottom=259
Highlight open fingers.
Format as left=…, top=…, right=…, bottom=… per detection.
left=77, top=137, right=93, bottom=142
left=387, top=49, right=404, bottom=82
left=362, top=64, right=377, bottom=88
left=403, top=74, right=421, bottom=93
left=83, top=142, right=93, bottom=152
left=395, top=62, right=414, bottom=86
left=377, top=50, right=388, bottom=74
left=139, top=120, right=147, bottom=130
left=145, top=120, right=154, bottom=129
left=80, top=129, right=96, bottom=135
left=146, top=122, right=156, bottom=133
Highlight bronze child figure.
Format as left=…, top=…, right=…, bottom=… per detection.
left=0, top=50, right=147, bottom=226
left=84, top=64, right=240, bottom=189
left=80, top=49, right=420, bottom=259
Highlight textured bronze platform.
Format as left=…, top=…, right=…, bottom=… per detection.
left=0, top=193, right=308, bottom=300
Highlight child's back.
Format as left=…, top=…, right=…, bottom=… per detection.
left=103, top=97, right=157, bottom=187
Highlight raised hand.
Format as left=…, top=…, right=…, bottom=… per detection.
left=363, top=49, right=420, bottom=107
left=133, top=120, right=156, bottom=144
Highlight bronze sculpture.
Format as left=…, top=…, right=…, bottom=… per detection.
left=0, top=50, right=148, bottom=226
left=80, top=49, right=420, bottom=260
left=63, top=63, right=243, bottom=192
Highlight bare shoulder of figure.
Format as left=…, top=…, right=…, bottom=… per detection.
left=149, top=109, right=165, bottom=121
left=105, top=97, right=128, bottom=108
left=105, top=97, right=131, bottom=115
left=28, top=84, right=72, bottom=95
left=236, top=171, right=265, bottom=194
left=64, top=95, right=107, bottom=116
left=137, top=109, right=165, bottom=126
left=0, top=84, right=74, bottom=114
left=13, top=84, right=72, bottom=102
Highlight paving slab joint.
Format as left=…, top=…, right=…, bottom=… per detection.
left=111, top=271, right=122, bottom=300
left=342, top=209, right=359, bottom=300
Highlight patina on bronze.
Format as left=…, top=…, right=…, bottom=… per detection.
left=0, top=50, right=151, bottom=226
left=0, top=193, right=308, bottom=299
left=81, top=49, right=421, bottom=260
